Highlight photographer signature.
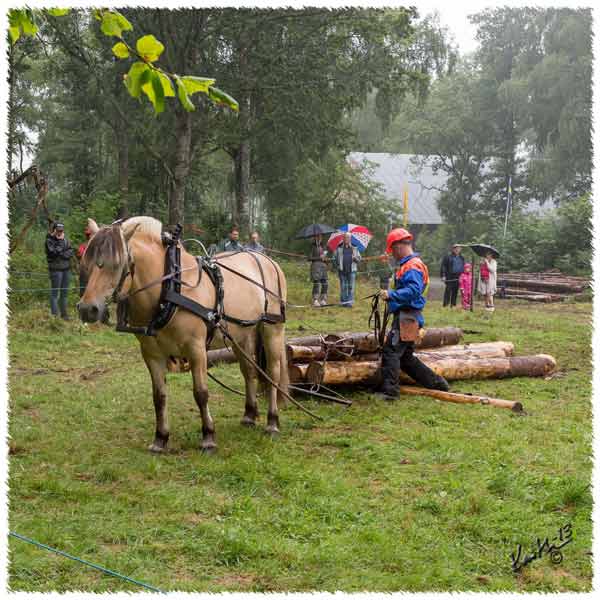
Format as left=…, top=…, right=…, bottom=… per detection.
left=511, top=523, right=572, bottom=572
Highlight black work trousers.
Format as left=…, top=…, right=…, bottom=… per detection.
left=381, top=329, right=447, bottom=397
left=443, top=279, right=459, bottom=307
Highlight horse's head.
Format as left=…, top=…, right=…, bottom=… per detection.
left=77, top=218, right=136, bottom=323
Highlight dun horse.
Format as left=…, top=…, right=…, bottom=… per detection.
left=78, top=216, right=289, bottom=452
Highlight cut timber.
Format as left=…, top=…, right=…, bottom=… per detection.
left=499, top=278, right=584, bottom=294
left=307, top=361, right=381, bottom=386
left=286, top=345, right=327, bottom=363
left=289, top=363, right=309, bottom=383
left=307, top=354, right=556, bottom=386
left=503, top=292, right=564, bottom=303
left=207, top=347, right=237, bottom=366
left=399, top=386, right=523, bottom=412
left=418, top=341, right=514, bottom=357
left=323, top=327, right=463, bottom=354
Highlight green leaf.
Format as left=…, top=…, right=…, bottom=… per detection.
left=100, top=11, right=132, bottom=37
left=8, top=25, right=20, bottom=44
left=47, top=8, right=71, bottom=17
left=208, top=86, right=239, bottom=112
left=141, top=70, right=166, bottom=114
left=136, top=34, right=164, bottom=63
left=112, top=42, right=129, bottom=59
left=181, top=76, right=216, bottom=96
left=175, top=76, right=196, bottom=112
left=157, top=72, right=175, bottom=97
left=8, top=9, right=38, bottom=43
left=124, top=62, right=150, bottom=98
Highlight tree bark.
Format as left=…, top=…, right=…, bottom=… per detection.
left=169, top=108, right=193, bottom=226
left=307, top=354, right=557, bottom=386
left=289, top=363, right=309, bottom=383
left=399, top=386, right=523, bottom=412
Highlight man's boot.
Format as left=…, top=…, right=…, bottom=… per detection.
left=312, top=295, right=321, bottom=307
left=319, top=294, right=328, bottom=306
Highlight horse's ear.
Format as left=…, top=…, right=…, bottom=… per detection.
left=87, top=218, right=99, bottom=234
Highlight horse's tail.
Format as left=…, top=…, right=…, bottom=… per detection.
left=277, top=332, right=290, bottom=408
left=256, top=323, right=289, bottom=407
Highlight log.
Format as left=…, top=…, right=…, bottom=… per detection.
left=323, top=327, right=463, bottom=354
left=418, top=341, right=514, bottom=357
left=289, top=363, right=309, bottom=383
left=499, top=278, right=584, bottom=294
left=503, top=293, right=564, bottom=303
left=286, top=345, right=326, bottom=363
left=307, top=354, right=556, bottom=386
left=207, top=347, right=237, bottom=366
left=398, top=386, right=523, bottom=412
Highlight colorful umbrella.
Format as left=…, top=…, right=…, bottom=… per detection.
left=327, top=224, right=373, bottom=252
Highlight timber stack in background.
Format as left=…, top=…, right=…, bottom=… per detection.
left=498, top=270, right=590, bottom=303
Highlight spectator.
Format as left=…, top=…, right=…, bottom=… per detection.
left=478, top=252, right=498, bottom=311
left=219, top=226, right=244, bottom=252
left=309, top=234, right=328, bottom=307
left=77, top=224, right=93, bottom=297
left=440, top=244, right=465, bottom=308
left=458, top=263, right=473, bottom=310
left=245, top=231, right=265, bottom=253
left=333, top=232, right=361, bottom=307
left=45, top=222, right=74, bottom=320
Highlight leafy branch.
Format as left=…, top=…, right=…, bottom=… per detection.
left=8, top=7, right=239, bottom=115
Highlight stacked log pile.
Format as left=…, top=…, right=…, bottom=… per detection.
left=498, top=271, right=589, bottom=302
left=205, top=327, right=556, bottom=387
left=283, top=328, right=556, bottom=386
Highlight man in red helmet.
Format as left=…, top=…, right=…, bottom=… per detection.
left=376, top=228, right=449, bottom=399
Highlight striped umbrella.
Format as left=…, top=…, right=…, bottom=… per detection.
left=327, top=224, right=373, bottom=252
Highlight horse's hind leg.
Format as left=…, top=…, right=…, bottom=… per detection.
left=235, top=340, right=259, bottom=427
left=263, top=326, right=284, bottom=436
left=141, top=350, right=170, bottom=453
left=189, top=350, right=216, bottom=452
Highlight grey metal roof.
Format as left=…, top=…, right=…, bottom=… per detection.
left=348, top=152, right=556, bottom=224
left=348, top=152, right=445, bottom=225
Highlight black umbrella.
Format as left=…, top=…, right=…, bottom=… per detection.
left=469, top=243, right=500, bottom=259
left=294, top=223, right=337, bottom=239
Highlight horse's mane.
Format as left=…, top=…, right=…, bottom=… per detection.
left=122, top=216, right=162, bottom=242
left=82, top=216, right=162, bottom=271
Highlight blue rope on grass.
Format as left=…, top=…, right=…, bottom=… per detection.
left=9, top=531, right=165, bottom=593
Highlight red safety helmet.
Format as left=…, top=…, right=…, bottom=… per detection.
left=385, top=228, right=413, bottom=253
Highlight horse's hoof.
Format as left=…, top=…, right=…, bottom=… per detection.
left=201, top=443, right=217, bottom=454
left=148, top=443, right=166, bottom=454
left=240, top=417, right=257, bottom=427
left=265, top=426, right=280, bottom=438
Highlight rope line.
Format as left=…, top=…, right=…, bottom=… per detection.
left=9, top=531, right=165, bottom=593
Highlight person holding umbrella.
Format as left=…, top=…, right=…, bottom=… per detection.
left=295, top=224, right=337, bottom=307
left=332, top=232, right=361, bottom=307
left=478, top=251, right=498, bottom=311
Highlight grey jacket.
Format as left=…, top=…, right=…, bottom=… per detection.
left=333, top=244, right=361, bottom=273
left=309, top=242, right=328, bottom=280
left=45, top=234, right=74, bottom=271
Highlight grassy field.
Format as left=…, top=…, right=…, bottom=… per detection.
left=8, top=261, right=593, bottom=592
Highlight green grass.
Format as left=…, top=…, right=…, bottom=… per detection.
left=8, top=261, right=593, bottom=591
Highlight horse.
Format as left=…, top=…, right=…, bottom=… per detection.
left=78, top=216, right=289, bottom=453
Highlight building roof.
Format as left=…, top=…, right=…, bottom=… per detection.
left=348, top=152, right=556, bottom=225
left=348, top=152, right=444, bottom=225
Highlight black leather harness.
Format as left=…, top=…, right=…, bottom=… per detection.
left=115, top=224, right=286, bottom=339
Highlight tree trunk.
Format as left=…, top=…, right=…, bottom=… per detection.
left=169, top=108, right=192, bottom=226
left=499, top=278, right=584, bottom=294
left=307, top=354, right=556, bottom=386
left=116, top=128, right=129, bottom=219
left=233, top=39, right=251, bottom=233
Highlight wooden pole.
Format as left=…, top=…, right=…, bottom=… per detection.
left=399, top=385, right=524, bottom=412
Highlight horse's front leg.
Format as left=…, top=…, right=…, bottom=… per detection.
left=142, top=352, right=170, bottom=453
left=190, top=350, right=216, bottom=452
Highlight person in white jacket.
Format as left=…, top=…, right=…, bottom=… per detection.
left=477, top=252, right=498, bottom=311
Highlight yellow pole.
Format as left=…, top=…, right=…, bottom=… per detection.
left=403, top=184, right=409, bottom=227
